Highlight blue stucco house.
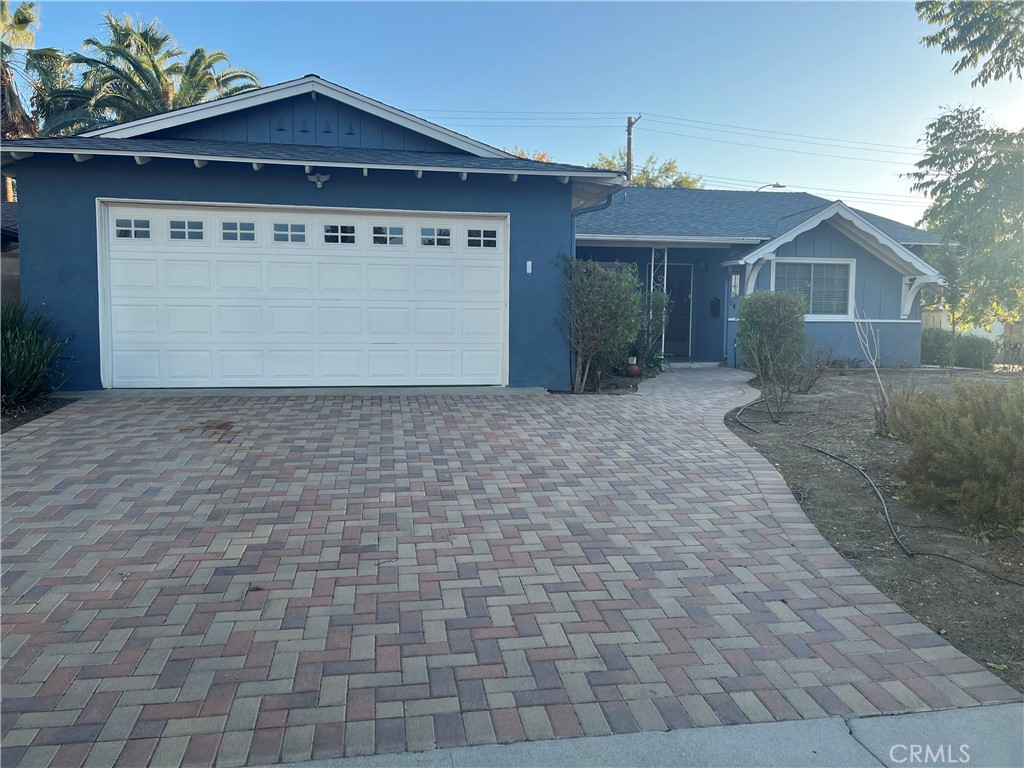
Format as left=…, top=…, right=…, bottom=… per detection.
left=1, top=75, right=941, bottom=391
left=576, top=188, right=942, bottom=367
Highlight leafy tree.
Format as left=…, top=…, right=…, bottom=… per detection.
left=504, top=145, right=554, bottom=162
left=591, top=147, right=703, bottom=188
left=40, top=13, right=260, bottom=135
left=1, top=0, right=57, bottom=138
left=906, top=107, right=1024, bottom=326
left=916, top=0, right=1024, bottom=87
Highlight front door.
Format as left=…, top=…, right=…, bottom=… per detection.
left=664, top=264, right=692, bottom=357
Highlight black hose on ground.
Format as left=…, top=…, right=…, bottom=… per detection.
left=732, top=398, right=1024, bottom=588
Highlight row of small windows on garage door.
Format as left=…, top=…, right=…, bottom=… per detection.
left=114, top=217, right=500, bottom=249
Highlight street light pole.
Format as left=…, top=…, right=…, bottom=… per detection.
left=755, top=183, right=786, bottom=191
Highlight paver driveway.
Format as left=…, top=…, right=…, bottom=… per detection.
left=2, top=369, right=1019, bottom=768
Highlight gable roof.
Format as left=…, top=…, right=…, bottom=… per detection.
left=738, top=200, right=939, bottom=278
left=80, top=74, right=511, bottom=159
left=575, top=187, right=942, bottom=246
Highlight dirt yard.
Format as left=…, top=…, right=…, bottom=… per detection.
left=725, top=368, right=1024, bottom=692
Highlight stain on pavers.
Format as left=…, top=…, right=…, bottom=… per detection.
left=1, top=369, right=1019, bottom=768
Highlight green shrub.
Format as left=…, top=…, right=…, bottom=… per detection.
left=893, top=379, right=1023, bottom=532
left=737, top=291, right=807, bottom=420
left=920, top=327, right=996, bottom=369
left=560, top=260, right=643, bottom=393
left=1, top=301, right=72, bottom=411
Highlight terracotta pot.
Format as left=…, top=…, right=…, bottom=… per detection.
left=626, top=363, right=642, bottom=378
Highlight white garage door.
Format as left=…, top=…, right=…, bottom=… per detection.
left=102, top=203, right=508, bottom=387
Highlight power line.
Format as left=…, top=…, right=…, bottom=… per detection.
left=644, top=117, right=922, bottom=157
left=644, top=112, right=921, bottom=151
left=413, top=108, right=923, bottom=152
left=698, top=174, right=926, bottom=201
left=636, top=125, right=914, bottom=166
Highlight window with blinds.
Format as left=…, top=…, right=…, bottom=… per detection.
left=775, top=261, right=851, bottom=316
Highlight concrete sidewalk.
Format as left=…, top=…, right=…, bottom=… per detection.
left=258, top=703, right=1023, bottom=768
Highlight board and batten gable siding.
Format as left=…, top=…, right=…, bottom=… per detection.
left=146, top=94, right=463, bottom=152
left=730, top=220, right=923, bottom=366
left=16, top=155, right=573, bottom=390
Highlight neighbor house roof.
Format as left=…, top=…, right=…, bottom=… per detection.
left=575, top=188, right=941, bottom=246
left=1, top=202, right=18, bottom=241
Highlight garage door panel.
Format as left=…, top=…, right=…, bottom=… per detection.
left=215, top=306, right=261, bottom=335
left=319, top=307, right=362, bottom=335
left=165, top=305, right=212, bottom=335
left=220, top=350, right=263, bottom=379
left=217, top=262, right=262, bottom=291
left=110, top=260, right=158, bottom=291
left=165, top=260, right=211, bottom=291
left=112, top=305, right=159, bottom=335
left=269, top=350, right=313, bottom=378
left=269, top=306, right=313, bottom=335
left=319, top=263, right=362, bottom=293
left=106, top=205, right=507, bottom=387
left=269, top=262, right=313, bottom=291
left=167, top=350, right=213, bottom=380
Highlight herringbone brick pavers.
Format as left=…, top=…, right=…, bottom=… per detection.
left=1, top=370, right=1019, bottom=767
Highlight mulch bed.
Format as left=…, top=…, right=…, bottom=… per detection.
left=1, top=397, right=76, bottom=434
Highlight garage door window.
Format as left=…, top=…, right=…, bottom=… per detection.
left=420, top=227, right=451, bottom=247
left=372, top=225, right=404, bottom=245
left=222, top=222, right=256, bottom=242
left=273, top=223, right=306, bottom=243
left=170, top=220, right=204, bottom=240
left=324, top=224, right=356, bottom=244
left=467, top=228, right=497, bottom=248
left=115, top=218, right=150, bottom=239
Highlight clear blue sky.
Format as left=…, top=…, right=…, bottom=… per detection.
left=34, top=1, right=1024, bottom=225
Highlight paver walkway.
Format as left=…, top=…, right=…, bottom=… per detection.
left=2, top=369, right=1019, bottom=768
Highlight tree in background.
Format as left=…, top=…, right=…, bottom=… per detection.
left=28, top=12, right=260, bottom=135
left=591, top=148, right=703, bottom=188
left=916, top=0, right=1024, bottom=86
left=1, top=0, right=55, bottom=138
left=906, top=108, right=1023, bottom=326
left=504, top=145, right=554, bottom=162
left=910, top=2, right=1024, bottom=327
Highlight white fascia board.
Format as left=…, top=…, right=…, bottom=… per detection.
left=81, top=75, right=509, bottom=159
left=576, top=234, right=763, bottom=245
left=739, top=201, right=939, bottom=278
left=7, top=144, right=621, bottom=183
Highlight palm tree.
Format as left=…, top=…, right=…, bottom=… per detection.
left=42, top=13, right=260, bottom=135
left=1, top=0, right=42, bottom=138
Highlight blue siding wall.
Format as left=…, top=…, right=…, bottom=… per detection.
left=149, top=95, right=461, bottom=152
left=575, top=245, right=733, bottom=361
left=728, top=222, right=923, bottom=367
left=16, top=156, right=573, bottom=390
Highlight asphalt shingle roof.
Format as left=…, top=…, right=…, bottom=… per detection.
left=575, top=187, right=940, bottom=246
left=1, top=137, right=616, bottom=176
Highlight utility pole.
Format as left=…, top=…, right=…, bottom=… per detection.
left=626, top=114, right=642, bottom=183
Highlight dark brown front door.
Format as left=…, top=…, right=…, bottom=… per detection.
left=664, top=264, right=692, bottom=357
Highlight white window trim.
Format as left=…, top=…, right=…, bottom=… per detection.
left=320, top=219, right=360, bottom=248
left=166, top=215, right=209, bottom=246
left=270, top=220, right=311, bottom=246
left=369, top=223, right=408, bottom=250
left=218, top=218, right=259, bottom=246
left=418, top=224, right=454, bottom=249
left=770, top=257, right=856, bottom=321
left=466, top=225, right=500, bottom=250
